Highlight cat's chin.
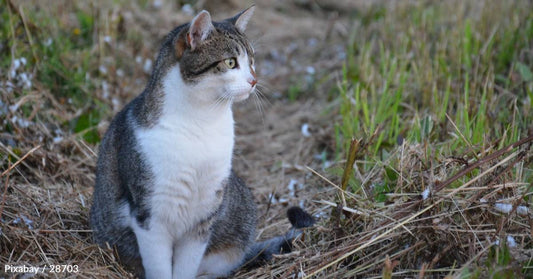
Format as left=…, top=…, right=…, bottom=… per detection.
left=233, top=92, right=251, bottom=102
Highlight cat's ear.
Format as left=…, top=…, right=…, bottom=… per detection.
left=187, top=10, right=215, bottom=50
left=229, top=5, right=255, bottom=33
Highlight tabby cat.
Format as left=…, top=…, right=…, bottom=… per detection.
left=90, top=6, right=313, bottom=279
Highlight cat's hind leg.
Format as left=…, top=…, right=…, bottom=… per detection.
left=196, top=247, right=245, bottom=279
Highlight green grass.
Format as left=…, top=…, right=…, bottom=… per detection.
left=0, top=1, right=118, bottom=143
left=335, top=0, right=532, bottom=167
left=332, top=1, right=533, bottom=277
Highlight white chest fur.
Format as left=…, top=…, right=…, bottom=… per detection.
left=134, top=65, right=234, bottom=236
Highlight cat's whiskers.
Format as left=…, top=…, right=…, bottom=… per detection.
left=250, top=89, right=265, bottom=121
left=255, top=82, right=272, bottom=107
left=214, top=96, right=226, bottom=110
left=256, top=81, right=272, bottom=91
left=223, top=91, right=235, bottom=103
left=207, top=97, right=222, bottom=112
left=208, top=94, right=231, bottom=113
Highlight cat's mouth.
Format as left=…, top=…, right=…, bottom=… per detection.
left=230, top=84, right=256, bottom=102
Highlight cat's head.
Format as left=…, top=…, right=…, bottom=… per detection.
left=159, top=6, right=257, bottom=105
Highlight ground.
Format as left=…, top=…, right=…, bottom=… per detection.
left=1, top=0, right=532, bottom=278
left=0, top=0, right=345, bottom=277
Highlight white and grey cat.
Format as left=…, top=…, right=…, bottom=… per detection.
left=90, top=6, right=314, bottom=279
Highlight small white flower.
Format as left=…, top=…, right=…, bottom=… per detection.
left=13, top=59, right=21, bottom=70
left=182, top=4, right=194, bottom=16
left=143, top=59, right=153, bottom=74
left=517, top=206, right=530, bottom=216
left=288, top=179, right=298, bottom=197
left=153, top=0, right=162, bottom=9
left=268, top=193, right=278, bottom=204
left=301, top=123, right=311, bottom=137
left=9, top=103, right=20, bottom=112
left=11, top=116, right=32, bottom=128
left=277, top=197, right=289, bottom=204
left=19, top=72, right=32, bottom=89
left=99, top=65, right=108, bottom=75
left=494, top=203, right=513, bottom=213
left=507, top=235, right=517, bottom=247
left=493, top=203, right=530, bottom=216
left=102, top=81, right=110, bottom=99
left=79, top=193, right=86, bottom=208
left=112, top=97, right=121, bottom=111
left=421, top=188, right=430, bottom=200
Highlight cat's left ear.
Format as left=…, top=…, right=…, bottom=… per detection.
left=187, top=10, right=215, bottom=50
left=229, top=5, right=255, bottom=33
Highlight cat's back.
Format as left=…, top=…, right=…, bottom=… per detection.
left=90, top=97, right=147, bottom=237
left=93, top=96, right=140, bottom=193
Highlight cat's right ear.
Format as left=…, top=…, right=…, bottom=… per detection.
left=229, top=5, right=255, bottom=33
left=186, top=10, right=214, bottom=51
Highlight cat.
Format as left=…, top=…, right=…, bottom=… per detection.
left=90, top=6, right=314, bottom=279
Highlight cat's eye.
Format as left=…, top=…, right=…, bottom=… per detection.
left=224, top=58, right=237, bottom=69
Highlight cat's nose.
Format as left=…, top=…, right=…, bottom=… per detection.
left=249, top=66, right=257, bottom=87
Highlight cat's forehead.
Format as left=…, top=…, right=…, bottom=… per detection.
left=186, top=32, right=251, bottom=66
left=210, top=21, right=253, bottom=55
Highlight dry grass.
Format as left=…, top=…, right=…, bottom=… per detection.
left=235, top=137, right=533, bottom=278
left=2, top=135, right=532, bottom=278
left=0, top=123, right=130, bottom=278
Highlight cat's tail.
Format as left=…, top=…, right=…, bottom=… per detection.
left=243, top=206, right=315, bottom=268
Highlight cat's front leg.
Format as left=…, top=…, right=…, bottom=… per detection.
left=133, top=225, right=173, bottom=279
left=172, top=235, right=208, bottom=279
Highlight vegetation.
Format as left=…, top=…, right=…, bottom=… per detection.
left=0, top=0, right=532, bottom=278
left=308, top=1, right=533, bottom=278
